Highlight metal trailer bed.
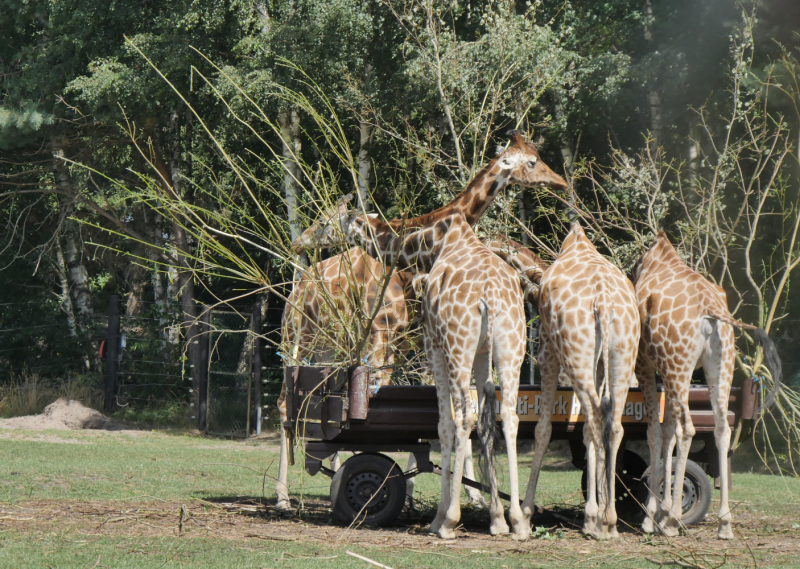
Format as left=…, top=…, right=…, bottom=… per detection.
left=283, top=365, right=759, bottom=527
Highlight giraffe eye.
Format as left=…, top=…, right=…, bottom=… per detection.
left=528, top=159, right=537, bottom=168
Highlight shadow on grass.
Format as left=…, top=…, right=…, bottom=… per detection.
left=195, top=492, right=637, bottom=538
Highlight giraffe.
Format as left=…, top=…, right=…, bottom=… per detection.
left=294, top=132, right=562, bottom=539
left=522, top=223, right=640, bottom=539
left=291, top=131, right=567, bottom=253
left=276, top=243, right=486, bottom=509
left=276, top=246, right=418, bottom=510
left=632, top=232, right=783, bottom=539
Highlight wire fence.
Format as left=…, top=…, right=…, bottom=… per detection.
left=4, top=291, right=797, bottom=436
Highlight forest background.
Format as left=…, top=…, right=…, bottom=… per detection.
left=2, top=0, right=800, bottom=460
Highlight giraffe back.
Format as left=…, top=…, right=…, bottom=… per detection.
left=632, top=232, right=732, bottom=365
left=538, top=224, right=639, bottom=370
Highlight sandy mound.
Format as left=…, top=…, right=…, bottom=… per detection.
left=0, top=398, right=117, bottom=431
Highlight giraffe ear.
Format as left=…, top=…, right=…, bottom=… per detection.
left=337, top=193, right=354, bottom=207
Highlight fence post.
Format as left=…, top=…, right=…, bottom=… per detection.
left=196, top=306, right=210, bottom=431
left=104, top=295, right=121, bottom=412
left=252, top=302, right=262, bottom=436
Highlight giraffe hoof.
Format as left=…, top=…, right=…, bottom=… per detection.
left=275, top=499, right=293, bottom=511
left=660, top=525, right=679, bottom=538
left=489, top=519, right=510, bottom=536
left=511, top=528, right=530, bottom=541
left=428, top=517, right=444, bottom=535
left=641, top=519, right=655, bottom=534
left=434, top=526, right=456, bottom=539
left=718, top=525, right=734, bottom=540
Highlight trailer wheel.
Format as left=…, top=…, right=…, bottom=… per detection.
left=580, top=450, right=649, bottom=514
left=638, top=459, right=712, bottom=526
left=330, top=453, right=406, bottom=527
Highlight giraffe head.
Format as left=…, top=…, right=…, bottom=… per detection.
left=291, top=193, right=356, bottom=253
left=499, top=130, right=568, bottom=190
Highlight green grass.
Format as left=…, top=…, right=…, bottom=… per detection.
left=0, top=428, right=798, bottom=568
left=0, top=532, right=662, bottom=569
left=0, top=429, right=584, bottom=506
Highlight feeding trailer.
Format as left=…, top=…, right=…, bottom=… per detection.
left=282, top=365, right=759, bottom=527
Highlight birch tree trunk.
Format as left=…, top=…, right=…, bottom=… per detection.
left=53, top=161, right=94, bottom=325
left=54, top=238, right=79, bottom=339
left=63, top=232, right=94, bottom=322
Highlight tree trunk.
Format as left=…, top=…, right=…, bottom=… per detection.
left=54, top=238, right=79, bottom=339
left=255, top=2, right=270, bottom=34
left=357, top=64, right=374, bottom=211
left=53, top=162, right=95, bottom=325
left=644, top=0, right=663, bottom=147
left=279, top=108, right=302, bottom=241
left=62, top=231, right=94, bottom=322
left=357, top=118, right=373, bottom=211
left=148, top=113, right=204, bottom=421
left=553, top=97, right=577, bottom=220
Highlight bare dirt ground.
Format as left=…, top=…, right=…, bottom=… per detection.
left=1, top=496, right=796, bottom=568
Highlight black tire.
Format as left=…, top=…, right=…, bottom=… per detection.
left=330, top=453, right=406, bottom=527
left=638, top=459, right=712, bottom=526
left=580, top=449, right=649, bottom=514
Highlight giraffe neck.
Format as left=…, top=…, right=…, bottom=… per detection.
left=484, top=237, right=549, bottom=285
left=356, top=214, right=473, bottom=273
left=383, top=158, right=511, bottom=230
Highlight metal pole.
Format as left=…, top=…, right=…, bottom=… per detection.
left=103, top=295, right=121, bottom=412
left=252, top=302, right=263, bottom=436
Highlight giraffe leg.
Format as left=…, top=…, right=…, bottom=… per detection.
left=575, top=386, right=604, bottom=538
left=702, top=328, right=735, bottom=540
left=438, top=373, right=474, bottom=539
left=473, top=350, right=507, bottom=534
left=656, top=398, right=675, bottom=530
left=638, top=357, right=663, bottom=534
left=463, top=440, right=486, bottom=506
left=583, top=413, right=600, bottom=537
left=662, top=383, right=692, bottom=537
left=405, top=452, right=417, bottom=508
left=428, top=347, right=453, bottom=536
left=599, top=369, right=632, bottom=540
left=520, top=339, right=559, bottom=532
left=497, top=360, right=525, bottom=539
left=276, top=381, right=292, bottom=511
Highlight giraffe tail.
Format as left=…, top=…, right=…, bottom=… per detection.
left=476, top=297, right=500, bottom=501
left=476, top=378, right=500, bottom=502
left=594, top=292, right=614, bottom=504
left=704, top=309, right=783, bottom=411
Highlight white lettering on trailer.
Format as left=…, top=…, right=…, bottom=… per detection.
left=570, top=396, right=581, bottom=416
